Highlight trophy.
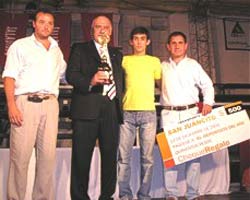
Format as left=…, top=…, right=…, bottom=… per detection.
left=97, top=34, right=113, bottom=83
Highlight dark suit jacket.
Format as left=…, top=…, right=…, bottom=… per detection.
left=66, top=40, right=123, bottom=123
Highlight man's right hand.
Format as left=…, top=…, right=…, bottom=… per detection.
left=90, top=70, right=110, bottom=86
left=8, top=103, right=23, bottom=126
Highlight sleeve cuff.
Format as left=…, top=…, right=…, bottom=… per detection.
left=88, top=85, right=93, bottom=92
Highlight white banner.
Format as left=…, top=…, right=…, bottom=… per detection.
left=157, top=102, right=250, bottom=168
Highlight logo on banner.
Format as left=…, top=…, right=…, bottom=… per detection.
left=231, top=22, right=245, bottom=37
left=223, top=18, right=250, bottom=50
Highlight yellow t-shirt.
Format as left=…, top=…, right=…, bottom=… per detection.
left=122, top=55, right=162, bottom=110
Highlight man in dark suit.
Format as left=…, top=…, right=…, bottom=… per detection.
left=66, top=15, right=123, bottom=200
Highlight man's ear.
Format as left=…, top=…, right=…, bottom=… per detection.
left=166, top=44, right=170, bottom=51
left=184, top=42, right=188, bottom=51
left=129, top=39, right=133, bottom=46
left=146, top=39, right=151, bottom=46
left=32, top=20, right=35, bottom=29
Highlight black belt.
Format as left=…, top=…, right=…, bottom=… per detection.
left=26, top=94, right=54, bottom=103
left=162, top=103, right=197, bottom=111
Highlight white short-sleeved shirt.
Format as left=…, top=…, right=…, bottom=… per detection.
left=2, top=34, right=66, bottom=96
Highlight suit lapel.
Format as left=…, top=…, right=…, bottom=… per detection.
left=89, top=40, right=101, bottom=63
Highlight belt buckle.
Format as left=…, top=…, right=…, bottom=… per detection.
left=27, top=95, right=43, bottom=103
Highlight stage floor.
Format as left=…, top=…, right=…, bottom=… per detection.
left=153, top=191, right=250, bottom=200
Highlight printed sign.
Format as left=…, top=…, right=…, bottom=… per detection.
left=0, top=13, right=28, bottom=68
left=157, top=101, right=250, bottom=168
left=223, top=18, right=250, bottom=50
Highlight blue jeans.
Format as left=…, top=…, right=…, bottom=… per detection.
left=164, top=159, right=200, bottom=200
left=161, top=107, right=200, bottom=200
left=118, top=111, right=157, bottom=200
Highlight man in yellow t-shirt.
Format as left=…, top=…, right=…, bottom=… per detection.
left=118, top=26, right=161, bottom=200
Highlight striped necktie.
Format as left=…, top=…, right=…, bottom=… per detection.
left=99, top=46, right=116, bottom=100
left=107, top=80, right=116, bottom=100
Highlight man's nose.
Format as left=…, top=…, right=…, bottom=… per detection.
left=44, top=23, right=50, bottom=29
left=100, top=27, right=106, bottom=33
left=137, top=39, right=142, bottom=45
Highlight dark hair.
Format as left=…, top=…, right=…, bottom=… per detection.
left=167, top=31, right=187, bottom=44
left=130, top=26, right=150, bottom=40
left=33, top=8, right=54, bottom=21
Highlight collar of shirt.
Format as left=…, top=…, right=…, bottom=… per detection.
left=3, top=34, right=65, bottom=97
left=94, top=40, right=108, bottom=55
left=93, top=40, right=112, bottom=67
left=169, top=55, right=188, bottom=67
left=30, top=33, right=59, bottom=50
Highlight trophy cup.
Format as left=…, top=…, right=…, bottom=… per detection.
left=97, top=34, right=113, bottom=84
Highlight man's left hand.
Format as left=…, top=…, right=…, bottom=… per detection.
left=202, top=104, right=212, bottom=116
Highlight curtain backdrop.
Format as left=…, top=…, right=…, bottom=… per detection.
left=0, top=12, right=115, bottom=68
left=0, top=12, right=71, bottom=68
left=53, top=13, right=71, bottom=61
left=0, top=13, right=29, bottom=68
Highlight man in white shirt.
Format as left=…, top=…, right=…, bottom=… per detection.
left=160, top=31, right=214, bottom=200
left=2, top=8, right=66, bottom=200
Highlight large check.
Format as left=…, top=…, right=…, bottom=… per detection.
left=156, top=101, right=250, bottom=168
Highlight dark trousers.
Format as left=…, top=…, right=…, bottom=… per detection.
left=70, top=97, right=119, bottom=200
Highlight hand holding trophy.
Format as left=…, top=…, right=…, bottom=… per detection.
left=97, top=34, right=113, bottom=84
